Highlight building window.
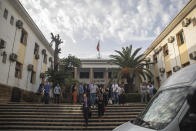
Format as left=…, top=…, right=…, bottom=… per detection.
left=108, top=72, right=117, bottom=79
left=163, top=44, right=169, bottom=56
left=30, top=71, right=36, bottom=84
left=71, top=72, right=74, bottom=78
left=20, top=29, right=28, bottom=45
left=80, top=72, right=89, bottom=79
left=3, top=8, right=8, bottom=20
left=34, top=43, right=39, bottom=55
left=153, top=54, right=158, bottom=63
left=108, top=72, right=112, bottom=79
left=182, top=62, right=190, bottom=68
left=43, top=54, right=47, bottom=64
left=166, top=71, right=172, bottom=78
left=10, top=16, right=14, bottom=25
left=177, top=30, right=185, bottom=46
left=94, top=72, right=104, bottom=79
left=15, top=62, right=23, bottom=79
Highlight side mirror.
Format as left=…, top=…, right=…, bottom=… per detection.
left=187, top=88, right=196, bottom=113
left=180, top=89, right=196, bottom=131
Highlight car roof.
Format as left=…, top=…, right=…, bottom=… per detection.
left=160, top=63, right=196, bottom=91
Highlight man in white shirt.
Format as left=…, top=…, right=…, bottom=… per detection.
left=112, top=82, right=119, bottom=104
left=90, top=82, right=98, bottom=108
left=54, top=84, right=61, bottom=104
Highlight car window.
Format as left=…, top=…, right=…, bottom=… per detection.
left=133, top=87, right=189, bottom=130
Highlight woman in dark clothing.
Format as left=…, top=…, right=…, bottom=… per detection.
left=103, top=88, right=109, bottom=106
left=97, top=88, right=104, bottom=122
left=83, top=93, right=89, bottom=126
left=119, top=86, right=125, bottom=105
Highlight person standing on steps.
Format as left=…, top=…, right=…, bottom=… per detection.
left=90, top=82, right=98, bottom=108
left=112, top=82, right=119, bottom=104
left=54, top=83, right=61, bottom=104
left=72, top=84, right=78, bottom=104
left=118, top=85, right=125, bottom=105
left=44, top=81, right=52, bottom=104
left=37, top=83, right=44, bottom=103
left=78, top=83, right=84, bottom=104
left=97, top=87, right=104, bottom=122
left=140, top=82, right=148, bottom=103
left=83, top=93, right=89, bottom=126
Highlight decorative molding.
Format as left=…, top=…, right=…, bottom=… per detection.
left=16, top=20, right=23, bottom=29
left=168, top=36, right=175, bottom=43
left=159, top=68, right=165, bottom=73
left=182, top=18, right=191, bottom=27
left=173, top=66, right=181, bottom=72
left=27, top=64, right=33, bottom=71
left=189, top=51, right=196, bottom=60
left=9, top=53, right=17, bottom=61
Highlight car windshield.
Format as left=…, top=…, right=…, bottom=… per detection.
left=132, top=87, right=189, bottom=130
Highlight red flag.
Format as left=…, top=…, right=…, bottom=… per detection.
left=96, top=40, right=100, bottom=52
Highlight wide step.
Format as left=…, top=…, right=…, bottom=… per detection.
left=0, top=103, right=146, bottom=130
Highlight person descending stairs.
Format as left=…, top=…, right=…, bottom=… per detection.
left=0, top=103, right=146, bottom=130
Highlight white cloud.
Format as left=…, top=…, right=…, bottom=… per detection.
left=154, top=27, right=162, bottom=36
left=19, top=0, right=189, bottom=58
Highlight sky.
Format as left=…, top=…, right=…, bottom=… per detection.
left=19, top=0, right=189, bottom=59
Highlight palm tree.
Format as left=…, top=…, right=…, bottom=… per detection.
left=110, top=45, right=152, bottom=90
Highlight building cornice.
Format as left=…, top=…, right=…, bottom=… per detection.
left=144, top=0, right=195, bottom=57
left=8, top=0, right=54, bottom=55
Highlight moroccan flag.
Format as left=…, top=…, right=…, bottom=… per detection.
left=96, top=40, right=100, bottom=52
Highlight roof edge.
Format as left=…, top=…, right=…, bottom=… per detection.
left=8, top=0, right=54, bottom=55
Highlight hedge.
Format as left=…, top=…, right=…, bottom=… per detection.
left=124, top=93, right=141, bottom=102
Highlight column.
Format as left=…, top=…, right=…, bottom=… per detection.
left=105, top=68, right=109, bottom=84
left=90, top=68, right=93, bottom=83
left=74, top=67, right=78, bottom=80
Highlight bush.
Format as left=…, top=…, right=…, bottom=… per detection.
left=124, top=93, right=141, bottom=102
left=11, top=87, right=22, bottom=102
left=22, top=91, right=35, bottom=102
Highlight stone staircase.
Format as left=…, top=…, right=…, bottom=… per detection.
left=0, top=103, right=146, bottom=130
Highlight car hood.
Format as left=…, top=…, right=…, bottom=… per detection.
left=113, top=122, right=156, bottom=131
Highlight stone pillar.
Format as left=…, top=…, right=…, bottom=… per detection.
left=90, top=68, right=93, bottom=83
left=74, top=67, right=78, bottom=80
left=105, top=68, right=109, bottom=84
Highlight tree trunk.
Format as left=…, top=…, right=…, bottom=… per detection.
left=126, top=77, right=134, bottom=93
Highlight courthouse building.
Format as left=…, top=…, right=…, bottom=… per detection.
left=0, top=0, right=54, bottom=101
left=74, top=59, right=119, bottom=85
left=144, top=0, right=196, bottom=89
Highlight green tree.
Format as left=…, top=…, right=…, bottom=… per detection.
left=110, top=45, right=152, bottom=90
left=46, top=55, right=81, bottom=86
left=61, top=55, right=81, bottom=70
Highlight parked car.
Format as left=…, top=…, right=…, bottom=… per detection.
left=113, top=63, right=196, bottom=131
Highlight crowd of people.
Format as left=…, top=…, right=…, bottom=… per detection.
left=36, top=80, right=156, bottom=126
left=37, top=81, right=62, bottom=104
left=71, top=81, right=126, bottom=126
left=140, top=82, right=157, bottom=103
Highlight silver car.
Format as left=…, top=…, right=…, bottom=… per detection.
left=113, top=63, right=196, bottom=131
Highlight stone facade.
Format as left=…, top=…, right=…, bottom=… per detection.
left=0, top=0, right=54, bottom=100
left=144, top=0, right=196, bottom=89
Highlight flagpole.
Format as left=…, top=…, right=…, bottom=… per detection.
left=98, top=49, right=100, bottom=59
left=99, top=40, right=100, bottom=59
